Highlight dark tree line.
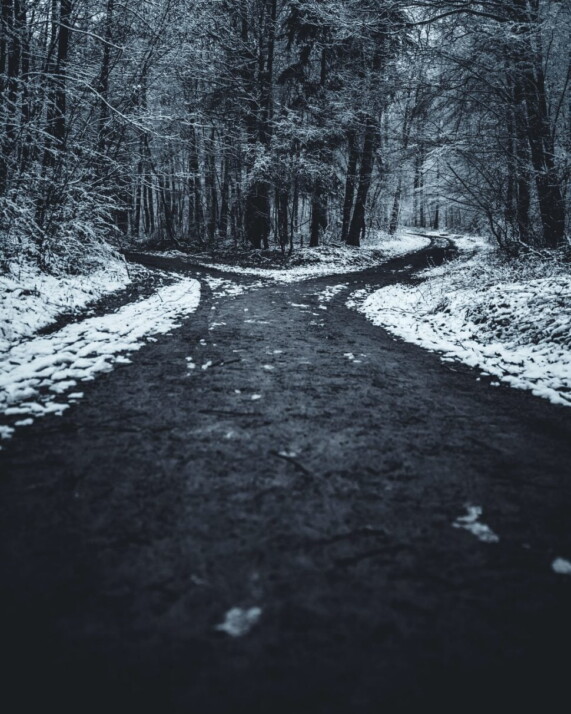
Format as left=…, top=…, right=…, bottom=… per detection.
left=0, top=0, right=569, bottom=271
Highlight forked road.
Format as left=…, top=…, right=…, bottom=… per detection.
left=2, top=243, right=570, bottom=713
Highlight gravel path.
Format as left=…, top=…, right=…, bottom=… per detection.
left=1, top=242, right=570, bottom=713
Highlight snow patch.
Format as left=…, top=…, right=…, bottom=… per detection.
left=552, top=558, right=571, bottom=575
left=453, top=505, right=499, bottom=544
left=318, top=284, right=348, bottom=303
left=205, top=276, right=247, bottom=298
left=215, top=607, right=262, bottom=637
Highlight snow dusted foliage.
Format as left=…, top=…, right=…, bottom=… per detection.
left=0, top=193, right=133, bottom=350
left=350, top=238, right=571, bottom=407
left=0, top=279, right=201, bottom=445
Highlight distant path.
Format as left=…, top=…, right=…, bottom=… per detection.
left=2, top=239, right=570, bottom=713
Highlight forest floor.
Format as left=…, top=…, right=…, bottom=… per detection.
left=1, top=238, right=571, bottom=713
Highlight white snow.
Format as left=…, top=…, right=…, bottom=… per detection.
left=215, top=607, right=262, bottom=637
left=352, top=241, right=571, bottom=407
left=552, top=558, right=571, bottom=575
left=0, top=258, right=130, bottom=352
left=14, top=418, right=34, bottom=427
left=0, top=278, right=201, bottom=438
left=0, top=424, right=15, bottom=440
left=452, top=505, right=500, bottom=543
left=158, top=232, right=430, bottom=283
left=204, top=276, right=262, bottom=298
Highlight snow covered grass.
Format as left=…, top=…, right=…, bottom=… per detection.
left=0, top=278, right=201, bottom=444
left=0, top=257, right=131, bottom=351
left=154, top=231, right=431, bottom=283
left=350, top=239, right=571, bottom=407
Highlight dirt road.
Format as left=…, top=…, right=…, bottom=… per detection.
left=2, top=243, right=570, bottom=713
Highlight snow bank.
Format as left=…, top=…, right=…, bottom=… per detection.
left=158, top=232, right=431, bottom=283
left=0, top=258, right=130, bottom=351
left=0, top=278, right=201, bottom=443
left=351, top=246, right=571, bottom=407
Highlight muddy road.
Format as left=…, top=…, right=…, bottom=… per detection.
left=2, top=243, right=570, bottom=713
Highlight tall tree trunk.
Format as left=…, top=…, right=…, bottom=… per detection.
left=219, top=153, right=230, bottom=241
left=0, top=0, right=21, bottom=194
left=512, top=0, right=565, bottom=248
left=388, top=177, right=402, bottom=235
left=244, top=0, right=275, bottom=249
left=245, top=181, right=271, bottom=250
left=346, top=116, right=377, bottom=247
left=96, top=0, right=114, bottom=158
left=43, top=0, right=71, bottom=167
left=188, top=125, right=203, bottom=241
left=342, top=129, right=359, bottom=243
left=276, top=185, right=289, bottom=252
left=310, top=185, right=327, bottom=247
left=513, top=79, right=532, bottom=245
left=205, top=128, right=218, bottom=242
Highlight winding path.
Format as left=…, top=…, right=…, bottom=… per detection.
left=1, top=242, right=570, bottom=713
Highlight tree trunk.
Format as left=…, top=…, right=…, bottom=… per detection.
left=310, top=186, right=327, bottom=247
left=276, top=186, right=289, bottom=252
left=346, top=117, right=377, bottom=247
left=96, top=0, right=114, bottom=158
left=43, top=0, right=71, bottom=167
left=245, top=181, right=270, bottom=249
left=388, top=177, right=402, bottom=235
left=342, top=129, right=359, bottom=243
left=512, top=0, right=565, bottom=248
left=218, top=154, right=230, bottom=241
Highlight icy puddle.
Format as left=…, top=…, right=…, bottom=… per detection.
left=0, top=279, right=201, bottom=443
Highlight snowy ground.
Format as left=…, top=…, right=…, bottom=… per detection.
left=0, top=258, right=132, bottom=352
left=0, top=278, right=201, bottom=445
left=349, top=236, right=571, bottom=407
left=156, top=232, right=431, bottom=282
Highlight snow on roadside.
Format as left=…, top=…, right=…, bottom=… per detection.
left=156, top=232, right=431, bottom=283
left=0, top=258, right=130, bottom=351
left=0, top=278, right=201, bottom=443
left=350, top=243, right=571, bottom=408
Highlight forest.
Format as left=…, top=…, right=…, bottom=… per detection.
left=0, top=0, right=569, bottom=272
left=2, top=3, right=571, bottom=711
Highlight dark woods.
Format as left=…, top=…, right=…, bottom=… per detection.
left=0, top=0, right=569, bottom=269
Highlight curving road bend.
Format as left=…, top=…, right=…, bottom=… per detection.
left=1, top=241, right=570, bottom=713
